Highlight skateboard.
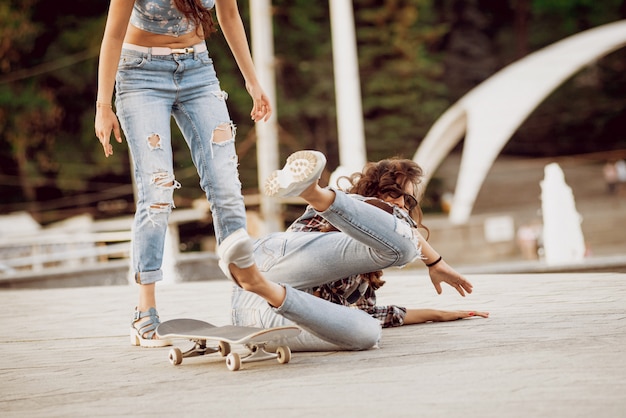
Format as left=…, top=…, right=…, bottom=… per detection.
left=156, top=318, right=301, bottom=371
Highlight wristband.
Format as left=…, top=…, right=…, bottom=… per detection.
left=426, top=255, right=442, bottom=267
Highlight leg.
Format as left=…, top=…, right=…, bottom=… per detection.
left=253, top=200, right=420, bottom=290
left=137, top=283, right=156, bottom=313
left=115, top=51, right=181, bottom=345
left=231, top=287, right=343, bottom=351
left=256, top=151, right=421, bottom=288
left=119, top=103, right=178, bottom=280
left=231, top=286, right=381, bottom=351
left=270, top=150, right=419, bottom=262
left=172, top=57, right=285, bottom=307
left=275, top=285, right=381, bottom=350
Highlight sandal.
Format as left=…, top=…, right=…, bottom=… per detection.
left=264, top=150, right=326, bottom=197
left=130, top=307, right=172, bottom=348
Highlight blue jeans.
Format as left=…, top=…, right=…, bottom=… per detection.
left=115, top=43, right=246, bottom=284
left=231, top=190, right=422, bottom=351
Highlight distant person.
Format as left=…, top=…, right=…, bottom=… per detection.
left=231, top=150, right=488, bottom=351
left=615, top=159, right=626, bottom=196
left=603, top=160, right=618, bottom=195
left=516, top=224, right=539, bottom=260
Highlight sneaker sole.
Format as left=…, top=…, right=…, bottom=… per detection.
left=264, top=150, right=326, bottom=197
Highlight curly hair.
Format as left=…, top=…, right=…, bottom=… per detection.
left=340, top=158, right=429, bottom=238
left=174, top=0, right=217, bottom=38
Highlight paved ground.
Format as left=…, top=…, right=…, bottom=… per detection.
left=1, top=270, right=624, bottom=417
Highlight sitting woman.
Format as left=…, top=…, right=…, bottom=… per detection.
left=230, top=150, right=488, bottom=351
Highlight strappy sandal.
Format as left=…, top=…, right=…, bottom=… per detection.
left=130, top=307, right=172, bottom=348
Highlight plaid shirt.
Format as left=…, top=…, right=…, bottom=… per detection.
left=287, top=202, right=407, bottom=328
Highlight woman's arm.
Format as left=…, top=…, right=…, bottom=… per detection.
left=214, top=0, right=272, bottom=122
left=403, top=309, right=489, bottom=325
left=94, top=0, right=134, bottom=157
left=412, top=229, right=474, bottom=297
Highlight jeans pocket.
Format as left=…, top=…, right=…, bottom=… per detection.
left=118, top=55, right=146, bottom=70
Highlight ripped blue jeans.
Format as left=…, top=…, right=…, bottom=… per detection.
left=115, top=43, right=246, bottom=284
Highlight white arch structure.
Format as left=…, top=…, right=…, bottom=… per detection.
left=413, top=20, right=626, bottom=224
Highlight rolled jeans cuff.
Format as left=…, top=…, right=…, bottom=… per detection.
left=135, top=270, right=162, bottom=285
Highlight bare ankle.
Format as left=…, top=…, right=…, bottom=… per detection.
left=229, top=264, right=263, bottom=288
left=229, top=265, right=286, bottom=307
left=301, top=187, right=336, bottom=212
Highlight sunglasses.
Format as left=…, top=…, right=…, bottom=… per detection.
left=381, top=187, right=418, bottom=212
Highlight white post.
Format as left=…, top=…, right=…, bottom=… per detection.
left=329, top=0, right=367, bottom=177
left=249, top=0, right=282, bottom=234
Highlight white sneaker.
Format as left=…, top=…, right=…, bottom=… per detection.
left=264, top=150, right=326, bottom=197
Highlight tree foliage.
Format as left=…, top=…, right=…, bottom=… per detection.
left=0, top=0, right=624, bottom=222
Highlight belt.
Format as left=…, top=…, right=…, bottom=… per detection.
left=122, top=42, right=207, bottom=55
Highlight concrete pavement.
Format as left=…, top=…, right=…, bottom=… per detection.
left=0, top=270, right=625, bottom=417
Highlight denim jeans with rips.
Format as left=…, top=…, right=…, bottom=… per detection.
left=115, top=43, right=246, bottom=284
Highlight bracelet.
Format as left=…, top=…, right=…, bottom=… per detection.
left=96, top=101, right=112, bottom=108
left=426, top=255, right=442, bottom=267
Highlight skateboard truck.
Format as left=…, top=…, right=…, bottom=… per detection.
left=169, top=339, right=292, bottom=371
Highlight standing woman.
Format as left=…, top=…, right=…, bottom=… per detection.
left=94, top=0, right=284, bottom=347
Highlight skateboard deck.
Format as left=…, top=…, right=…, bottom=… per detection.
left=156, top=318, right=301, bottom=371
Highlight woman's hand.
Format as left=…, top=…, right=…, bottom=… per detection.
left=428, top=259, right=474, bottom=297
left=439, top=310, right=489, bottom=320
left=246, top=83, right=272, bottom=122
left=94, top=106, right=123, bottom=157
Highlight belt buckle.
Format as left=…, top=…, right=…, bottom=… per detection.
left=171, top=47, right=193, bottom=54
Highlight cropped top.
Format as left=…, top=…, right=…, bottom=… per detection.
left=130, top=0, right=216, bottom=37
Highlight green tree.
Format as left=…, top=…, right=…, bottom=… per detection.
left=1, top=0, right=625, bottom=223
left=269, top=0, right=449, bottom=166
left=0, top=0, right=58, bottom=215
left=0, top=1, right=120, bottom=221
left=356, top=0, right=449, bottom=160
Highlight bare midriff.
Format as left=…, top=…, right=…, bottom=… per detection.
left=124, top=24, right=205, bottom=49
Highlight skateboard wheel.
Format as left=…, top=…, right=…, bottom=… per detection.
left=169, top=347, right=183, bottom=366
left=226, top=352, right=241, bottom=371
left=276, top=346, right=291, bottom=364
left=219, top=341, right=231, bottom=357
